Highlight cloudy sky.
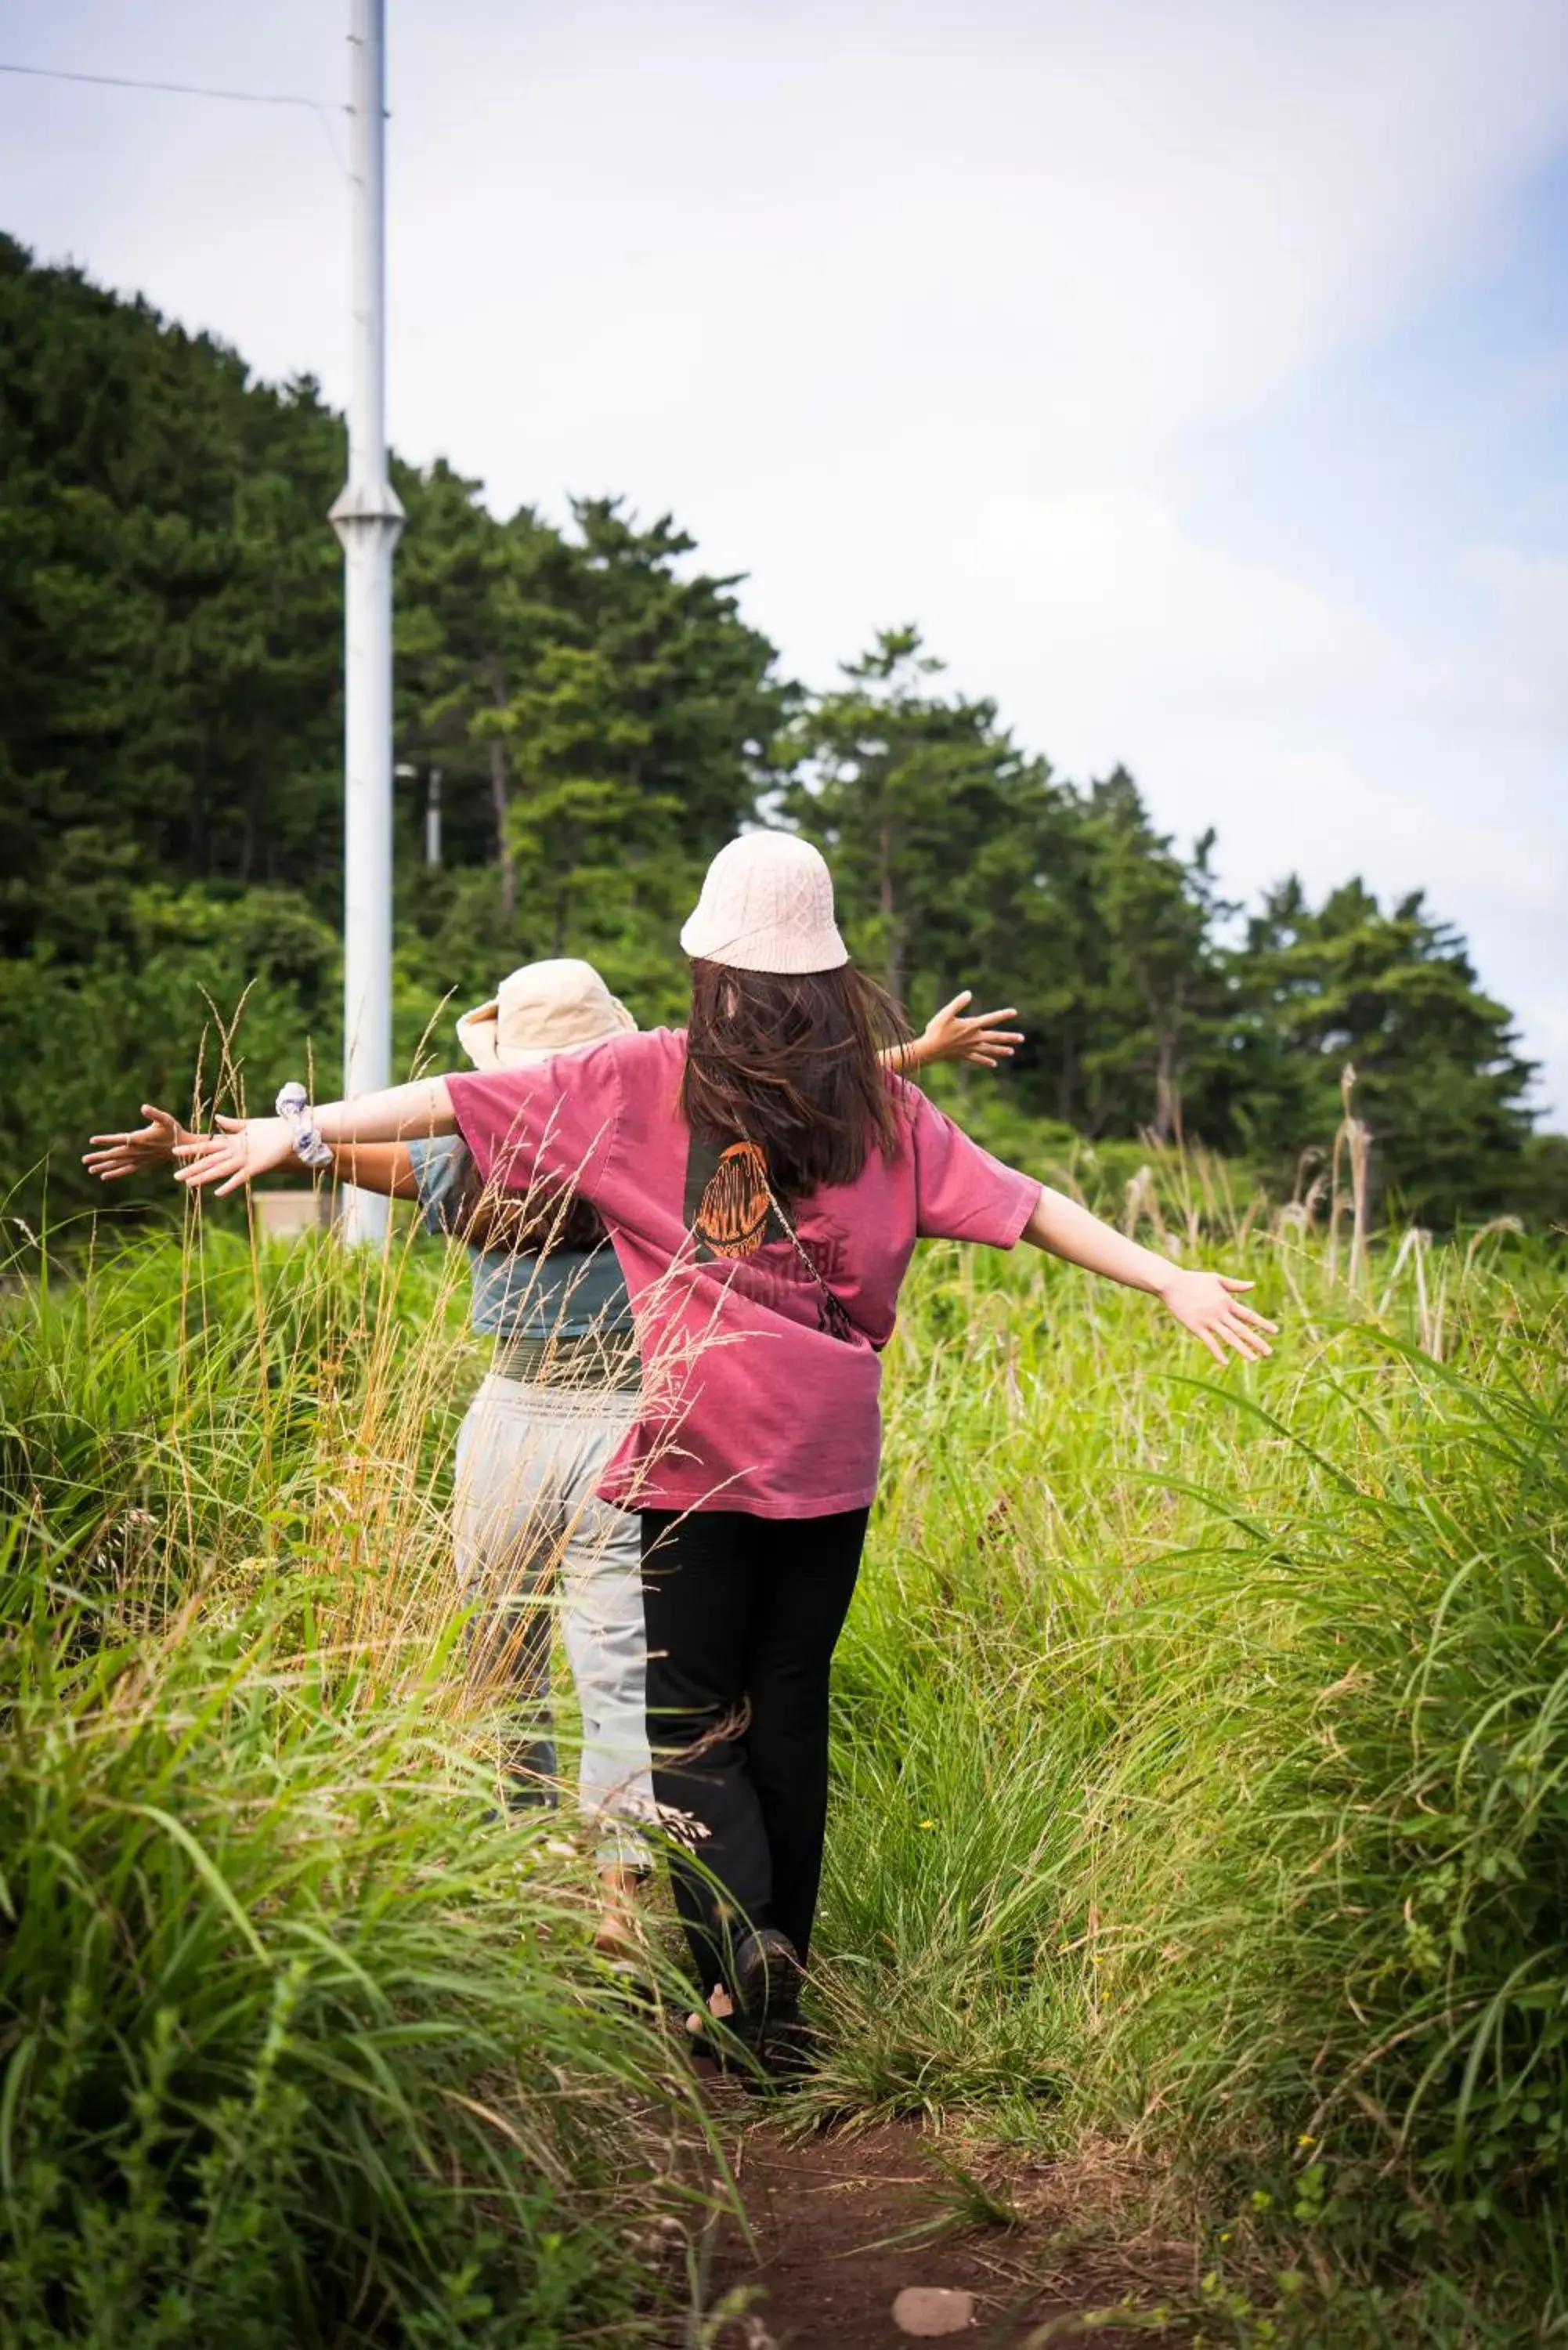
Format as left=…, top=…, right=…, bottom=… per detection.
left=4, top=0, right=1566, bottom=1112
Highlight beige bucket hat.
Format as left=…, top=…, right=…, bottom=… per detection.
left=455, top=958, right=636, bottom=1072
left=679, top=831, right=848, bottom=974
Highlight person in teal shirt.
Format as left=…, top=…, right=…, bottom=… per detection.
left=88, top=958, right=659, bottom=1954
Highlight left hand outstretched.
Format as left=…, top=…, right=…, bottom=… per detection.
left=83, top=1103, right=190, bottom=1181
left=920, top=992, right=1024, bottom=1068
left=173, top=1115, right=295, bottom=1195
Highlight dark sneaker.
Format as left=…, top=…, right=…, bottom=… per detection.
left=732, top=1927, right=804, bottom=2028
left=731, top=1928, right=818, bottom=2079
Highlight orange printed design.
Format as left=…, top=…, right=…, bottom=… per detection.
left=692, top=1140, right=773, bottom=1260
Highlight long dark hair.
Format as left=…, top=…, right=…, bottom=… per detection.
left=680, top=960, right=914, bottom=1198
left=447, top=1152, right=607, bottom=1258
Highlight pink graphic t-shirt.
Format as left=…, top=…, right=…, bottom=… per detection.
left=446, top=1029, right=1040, bottom=1519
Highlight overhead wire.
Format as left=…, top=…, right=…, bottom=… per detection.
left=0, top=56, right=358, bottom=173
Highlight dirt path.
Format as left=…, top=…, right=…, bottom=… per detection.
left=690, top=2111, right=1186, bottom=2349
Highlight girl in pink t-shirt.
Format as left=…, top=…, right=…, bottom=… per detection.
left=175, top=833, right=1275, bottom=2077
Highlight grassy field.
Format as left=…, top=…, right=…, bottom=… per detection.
left=2, top=1169, right=1564, bottom=2345
left=0, top=1217, right=715, bottom=2348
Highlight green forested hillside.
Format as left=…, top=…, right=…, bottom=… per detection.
left=2, top=233, right=1560, bottom=1227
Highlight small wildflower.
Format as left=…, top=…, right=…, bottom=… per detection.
left=918, top=1819, right=937, bottom=1830
left=1297, top=2132, right=1316, bottom=2149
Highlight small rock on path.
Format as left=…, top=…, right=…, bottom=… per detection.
left=893, top=2284, right=975, bottom=2336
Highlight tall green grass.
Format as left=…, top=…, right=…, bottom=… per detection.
left=1, top=1221, right=707, bottom=2349
left=5, top=1177, right=1565, bottom=2345
left=815, top=1199, right=1566, bottom=2340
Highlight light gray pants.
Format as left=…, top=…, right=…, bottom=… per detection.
left=453, top=1372, right=654, bottom=1868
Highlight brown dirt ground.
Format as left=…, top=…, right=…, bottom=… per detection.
left=685, top=2098, right=1189, bottom=2350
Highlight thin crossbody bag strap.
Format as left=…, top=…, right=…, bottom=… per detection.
left=759, top=1173, right=859, bottom=1347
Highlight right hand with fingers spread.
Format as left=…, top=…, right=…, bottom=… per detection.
left=82, top=1104, right=192, bottom=1182
left=920, top=991, right=1025, bottom=1068
left=1158, top=1270, right=1278, bottom=1366
left=173, top=1114, right=295, bottom=1196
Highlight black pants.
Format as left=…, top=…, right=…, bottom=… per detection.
left=640, top=1506, right=869, bottom=1990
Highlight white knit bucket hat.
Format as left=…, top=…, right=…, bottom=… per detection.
left=455, top=958, right=636, bottom=1072
left=679, top=832, right=848, bottom=974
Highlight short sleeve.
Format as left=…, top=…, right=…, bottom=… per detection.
left=406, top=1135, right=471, bottom=1239
left=910, top=1091, right=1040, bottom=1248
left=446, top=1042, right=623, bottom=1204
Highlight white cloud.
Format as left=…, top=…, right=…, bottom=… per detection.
left=1455, top=546, right=1568, bottom=732
left=919, top=486, right=1568, bottom=1109
left=374, top=0, right=1568, bottom=506
left=1, top=0, right=1566, bottom=1108
left=948, top=486, right=1404, bottom=728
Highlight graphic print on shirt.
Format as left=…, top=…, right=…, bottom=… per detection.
left=681, top=1133, right=859, bottom=1343
left=684, top=1136, right=783, bottom=1261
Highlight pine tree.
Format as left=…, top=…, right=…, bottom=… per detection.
left=1229, top=878, right=1537, bottom=1221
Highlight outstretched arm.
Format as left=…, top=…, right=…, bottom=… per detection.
left=318, top=1142, right=422, bottom=1198
left=173, top=1078, right=458, bottom=1197
left=86, top=1103, right=423, bottom=1198
left=173, top=1003, right=1021, bottom=1195
left=1024, top=1187, right=1277, bottom=1366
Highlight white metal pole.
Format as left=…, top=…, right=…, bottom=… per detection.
left=331, top=0, right=404, bottom=1246
left=425, top=765, right=443, bottom=868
